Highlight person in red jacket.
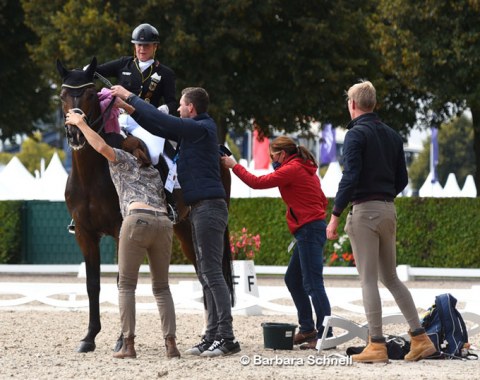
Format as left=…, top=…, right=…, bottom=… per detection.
left=222, top=136, right=332, bottom=349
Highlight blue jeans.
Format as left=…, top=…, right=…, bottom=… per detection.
left=285, top=220, right=331, bottom=338
left=190, top=198, right=234, bottom=341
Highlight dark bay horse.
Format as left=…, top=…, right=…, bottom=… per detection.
left=56, top=57, right=233, bottom=353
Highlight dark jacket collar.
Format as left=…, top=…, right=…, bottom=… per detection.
left=346, top=112, right=379, bottom=130
left=193, top=113, right=210, bottom=121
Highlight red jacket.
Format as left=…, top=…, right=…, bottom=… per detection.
left=232, top=154, right=327, bottom=234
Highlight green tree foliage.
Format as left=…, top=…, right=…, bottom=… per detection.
left=409, top=114, right=475, bottom=191
left=0, top=0, right=52, bottom=141
left=372, top=0, right=480, bottom=192
left=21, top=0, right=131, bottom=79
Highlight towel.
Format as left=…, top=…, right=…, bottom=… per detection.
left=97, top=88, right=120, bottom=133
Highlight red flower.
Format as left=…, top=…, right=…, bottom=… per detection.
left=230, top=228, right=261, bottom=260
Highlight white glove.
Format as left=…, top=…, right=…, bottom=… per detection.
left=158, top=104, right=169, bottom=114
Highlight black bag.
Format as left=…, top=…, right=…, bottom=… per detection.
left=346, top=335, right=410, bottom=360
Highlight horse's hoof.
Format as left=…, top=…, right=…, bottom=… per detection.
left=77, top=341, right=96, bottom=353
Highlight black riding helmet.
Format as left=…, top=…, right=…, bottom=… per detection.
left=131, top=23, right=160, bottom=44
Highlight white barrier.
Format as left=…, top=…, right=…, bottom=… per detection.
left=1, top=282, right=479, bottom=316
left=1, top=263, right=480, bottom=281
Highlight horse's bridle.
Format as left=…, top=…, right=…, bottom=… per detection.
left=62, top=82, right=116, bottom=136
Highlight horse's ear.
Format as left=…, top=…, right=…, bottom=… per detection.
left=56, top=59, right=69, bottom=79
left=84, top=57, right=97, bottom=79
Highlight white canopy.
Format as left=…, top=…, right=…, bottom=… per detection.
left=35, top=152, right=68, bottom=201
left=442, top=173, right=462, bottom=197
left=0, top=156, right=36, bottom=200
left=321, top=161, right=342, bottom=198
left=461, top=175, right=477, bottom=197
left=418, top=172, right=443, bottom=197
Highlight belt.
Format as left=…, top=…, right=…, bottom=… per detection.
left=127, top=209, right=167, bottom=217
left=352, top=197, right=394, bottom=206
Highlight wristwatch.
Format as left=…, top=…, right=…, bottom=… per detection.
left=125, top=93, right=135, bottom=104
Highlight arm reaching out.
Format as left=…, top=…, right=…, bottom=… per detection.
left=66, top=110, right=116, bottom=162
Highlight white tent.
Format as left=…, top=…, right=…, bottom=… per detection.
left=442, top=173, right=462, bottom=197
left=35, top=152, right=68, bottom=201
left=461, top=174, right=477, bottom=197
left=0, top=156, right=36, bottom=200
left=321, top=161, right=343, bottom=197
left=418, top=172, right=443, bottom=197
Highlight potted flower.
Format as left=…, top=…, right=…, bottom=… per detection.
left=324, top=234, right=356, bottom=267
left=229, top=227, right=261, bottom=261
left=229, top=227, right=261, bottom=314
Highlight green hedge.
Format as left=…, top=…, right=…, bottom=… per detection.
left=195, top=197, right=480, bottom=268
left=0, top=201, right=23, bottom=263
left=2, top=198, right=480, bottom=268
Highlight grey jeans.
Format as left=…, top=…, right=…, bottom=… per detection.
left=190, top=198, right=234, bottom=341
left=118, top=211, right=176, bottom=339
left=345, top=201, right=421, bottom=338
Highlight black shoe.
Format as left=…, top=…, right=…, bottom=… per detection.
left=185, top=339, right=213, bottom=356
left=200, top=338, right=241, bottom=357
left=67, top=219, right=75, bottom=234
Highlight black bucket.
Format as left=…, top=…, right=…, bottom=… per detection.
left=261, top=322, right=297, bottom=350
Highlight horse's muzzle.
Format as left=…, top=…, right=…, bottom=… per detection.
left=65, top=123, right=86, bottom=150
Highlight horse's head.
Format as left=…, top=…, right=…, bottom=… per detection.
left=57, top=57, right=100, bottom=150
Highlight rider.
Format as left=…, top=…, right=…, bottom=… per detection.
left=96, top=23, right=180, bottom=220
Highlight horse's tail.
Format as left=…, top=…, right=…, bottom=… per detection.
left=222, top=224, right=235, bottom=307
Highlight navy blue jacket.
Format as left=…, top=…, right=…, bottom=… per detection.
left=333, top=113, right=408, bottom=216
left=129, top=95, right=226, bottom=205
left=96, top=57, right=177, bottom=113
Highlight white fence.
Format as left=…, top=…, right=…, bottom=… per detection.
left=1, top=263, right=480, bottom=281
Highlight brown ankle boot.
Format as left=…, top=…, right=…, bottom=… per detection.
left=165, top=336, right=181, bottom=359
left=404, top=331, right=436, bottom=361
left=113, top=336, right=136, bottom=359
left=352, top=341, right=389, bottom=363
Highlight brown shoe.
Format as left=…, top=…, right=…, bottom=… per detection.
left=113, top=336, right=136, bottom=359
left=294, top=330, right=317, bottom=345
left=404, top=331, right=436, bottom=361
left=352, top=342, right=388, bottom=363
left=299, top=339, right=318, bottom=350
left=165, top=336, right=181, bottom=359
left=300, top=339, right=337, bottom=351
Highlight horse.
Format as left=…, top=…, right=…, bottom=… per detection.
left=56, top=57, right=234, bottom=353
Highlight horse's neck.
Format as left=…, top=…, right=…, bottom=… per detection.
left=70, top=146, right=110, bottom=184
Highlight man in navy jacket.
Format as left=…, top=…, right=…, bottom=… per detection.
left=326, top=80, right=435, bottom=363
left=111, top=85, right=241, bottom=358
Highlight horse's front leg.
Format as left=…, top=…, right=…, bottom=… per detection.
left=76, top=232, right=102, bottom=353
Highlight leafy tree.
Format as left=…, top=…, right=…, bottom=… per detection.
left=371, top=0, right=480, bottom=193
left=0, top=151, right=13, bottom=166
left=409, top=114, right=475, bottom=191
left=21, top=0, right=132, bottom=80
left=0, top=0, right=52, bottom=142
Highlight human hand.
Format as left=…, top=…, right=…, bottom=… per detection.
left=221, top=156, right=237, bottom=169
left=65, top=110, right=87, bottom=127
left=326, top=216, right=339, bottom=240
left=113, top=96, right=127, bottom=109
left=110, top=85, right=132, bottom=101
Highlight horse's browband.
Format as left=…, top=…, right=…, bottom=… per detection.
left=62, top=82, right=95, bottom=89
